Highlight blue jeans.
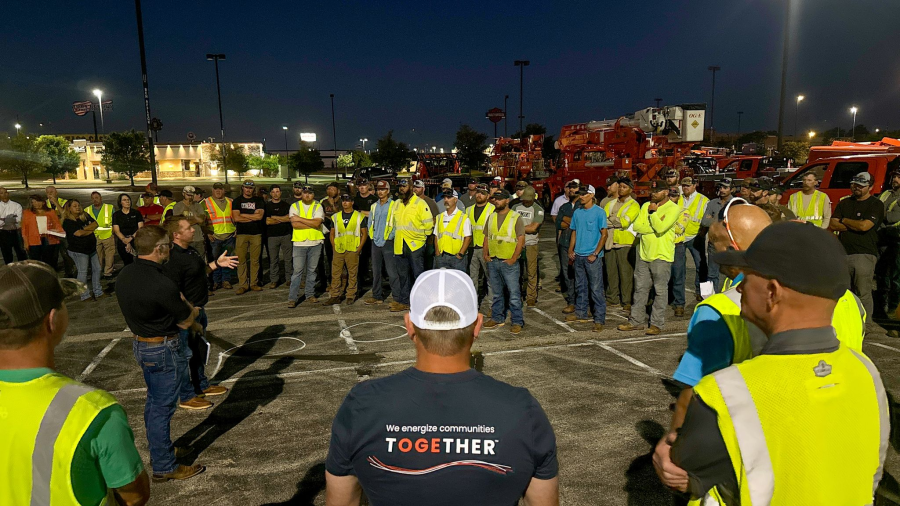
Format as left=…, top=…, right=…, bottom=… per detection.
left=707, top=241, right=720, bottom=292
left=558, top=244, right=576, bottom=304
left=290, top=244, right=322, bottom=301
left=67, top=250, right=103, bottom=300
left=395, top=243, right=425, bottom=305
left=685, top=237, right=703, bottom=293
left=670, top=242, right=686, bottom=307
left=178, top=309, right=210, bottom=401
left=574, top=255, right=607, bottom=323
left=436, top=252, right=467, bottom=272
left=211, top=236, right=235, bottom=284
left=371, top=240, right=401, bottom=301
left=133, top=336, right=183, bottom=475
left=488, top=259, right=524, bottom=325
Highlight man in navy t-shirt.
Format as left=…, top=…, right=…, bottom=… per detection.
left=325, top=269, right=559, bottom=506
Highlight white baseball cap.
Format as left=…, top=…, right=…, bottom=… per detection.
left=409, top=269, right=478, bottom=330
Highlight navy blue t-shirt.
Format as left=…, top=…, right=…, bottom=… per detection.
left=326, top=367, right=558, bottom=506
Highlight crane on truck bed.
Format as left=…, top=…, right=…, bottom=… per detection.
left=531, top=104, right=706, bottom=205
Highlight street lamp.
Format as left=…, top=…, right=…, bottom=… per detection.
left=794, top=95, right=804, bottom=137
left=708, top=65, right=721, bottom=142
left=737, top=111, right=744, bottom=135
left=14, top=123, right=21, bottom=136
left=808, top=131, right=816, bottom=139
left=206, top=53, right=228, bottom=183
left=360, top=138, right=368, bottom=152
left=513, top=60, right=530, bottom=134
left=93, top=89, right=105, bottom=133
left=282, top=126, right=289, bottom=156
left=432, top=146, right=437, bottom=153
left=850, top=107, right=858, bottom=140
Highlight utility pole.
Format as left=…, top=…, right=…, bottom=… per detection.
left=134, top=0, right=157, bottom=185
left=708, top=66, right=721, bottom=143
left=331, top=94, right=339, bottom=179
left=776, top=0, right=792, bottom=151
left=514, top=61, right=529, bottom=134
left=504, top=95, right=509, bottom=137
left=655, top=98, right=662, bottom=108
left=206, top=53, right=227, bottom=183
left=737, top=111, right=744, bottom=135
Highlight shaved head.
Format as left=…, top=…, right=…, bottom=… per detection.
left=709, top=203, right=772, bottom=281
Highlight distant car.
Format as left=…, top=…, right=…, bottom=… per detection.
left=352, top=166, right=395, bottom=182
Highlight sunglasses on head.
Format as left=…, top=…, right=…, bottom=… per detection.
left=722, top=197, right=749, bottom=250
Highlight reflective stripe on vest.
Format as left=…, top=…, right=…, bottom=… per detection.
left=789, top=191, right=825, bottom=226
left=879, top=191, right=900, bottom=228
left=488, top=211, right=519, bottom=259
left=85, top=204, right=113, bottom=240
left=436, top=210, right=468, bottom=255
left=368, top=199, right=397, bottom=241
left=204, top=197, right=236, bottom=235
left=159, top=202, right=176, bottom=225
left=291, top=201, right=325, bottom=243
left=334, top=210, right=362, bottom=253
left=603, top=198, right=639, bottom=246
left=466, top=202, right=495, bottom=247
left=685, top=193, right=709, bottom=237
left=139, top=196, right=160, bottom=206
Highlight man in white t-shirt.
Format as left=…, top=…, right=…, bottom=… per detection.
left=287, top=184, right=325, bottom=307
left=549, top=179, right=579, bottom=224
left=433, top=189, right=472, bottom=272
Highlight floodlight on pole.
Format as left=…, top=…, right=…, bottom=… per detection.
left=14, top=123, right=21, bottom=136
left=808, top=131, right=815, bottom=139
left=794, top=95, right=804, bottom=137
left=93, top=89, right=104, bottom=133
left=282, top=126, right=288, bottom=156
left=360, top=138, right=368, bottom=151
left=206, top=53, right=228, bottom=183
left=513, top=60, right=530, bottom=133
left=708, top=65, right=721, bottom=142
left=850, top=107, right=858, bottom=140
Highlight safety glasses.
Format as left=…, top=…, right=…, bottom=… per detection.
left=722, top=197, right=749, bottom=250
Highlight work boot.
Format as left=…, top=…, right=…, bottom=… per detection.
left=389, top=302, right=410, bottom=312
left=213, top=283, right=221, bottom=291
left=179, top=397, right=213, bottom=411
left=152, top=464, right=206, bottom=483
left=646, top=325, right=662, bottom=336
left=674, top=306, right=685, bottom=317
left=322, top=297, right=342, bottom=306
left=202, top=386, right=228, bottom=396
left=510, top=324, right=523, bottom=334
left=617, top=323, right=643, bottom=332
left=365, top=297, right=383, bottom=305
left=695, top=293, right=703, bottom=303
left=221, top=281, right=232, bottom=289
left=287, top=300, right=298, bottom=308
left=593, top=323, right=604, bottom=333
left=526, top=299, right=536, bottom=307
left=483, top=320, right=505, bottom=329
left=345, top=297, right=356, bottom=305
left=304, top=296, right=319, bottom=305
left=235, top=286, right=248, bottom=295
left=565, top=314, right=592, bottom=323
left=622, top=304, right=632, bottom=313
left=268, top=282, right=279, bottom=289
left=562, top=305, right=576, bottom=314
left=250, top=285, right=262, bottom=292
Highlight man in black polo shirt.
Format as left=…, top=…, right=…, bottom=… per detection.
left=116, top=225, right=205, bottom=482
left=326, top=269, right=559, bottom=506
left=164, top=217, right=238, bottom=410
left=265, top=185, right=293, bottom=288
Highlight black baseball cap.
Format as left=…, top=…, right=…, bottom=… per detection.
left=300, top=185, right=313, bottom=192
left=213, top=182, right=225, bottom=189
left=159, top=189, right=173, bottom=198
left=0, top=261, right=85, bottom=329
left=492, top=189, right=511, bottom=200
left=293, top=181, right=305, bottom=188
left=713, top=221, right=850, bottom=300
left=648, top=180, right=667, bottom=192
left=475, top=183, right=490, bottom=194
left=326, top=182, right=340, bottom=189
left=565, top=180, right=580, bottom=189
left=468, top=178, right=478, bottom=184
left=340, top=193, right=353, bottom=201
left=618, top=177, right=634, bottom=188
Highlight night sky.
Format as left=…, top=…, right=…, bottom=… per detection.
left=2, top=0, right=898, bottom=150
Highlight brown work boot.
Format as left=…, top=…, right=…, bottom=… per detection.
left=617, top=323, right=643, bottom=332
left=622, top=304, right=632, bottom=313
left=202, top=385, right=228, bottom=396
left=483, top=319, right=505, bottom=329
left=250, top=285, right=262, bottom=292
left=565, top=314, right=592, bottom=323
left=213, top=282, right=221, bottom=291
left=365, top=297, right=383, bottom=305
left=389, top=302, right=410, bottom=312
left=268, top=282, right=279, bottom=289
left=287, top=300, right=298, bottom=308
left=322, top=297, right=342, bottom=305
left=179, top=397, right=213, bottom=410
left=562, top=305, right=576, bottom=314
left=646, top=325, right=662, bottom=336
left=221, top=281, right=232, bottom=289
left=152, top=464, right=206, bottom=482
left=526, top=299, right=536, bottom=307
left=695, top=293, right=703, bottom=303
left=304, top=296, right=319, bottom=305
left=235, top=286, right=248, bottom=295
left=510, top=324, right=523, bottom=334
left=674, top=306, right=685, bottom=317
left=593, top=323, right=604, bottom=333
left=345, top=297, right=356, bottom=305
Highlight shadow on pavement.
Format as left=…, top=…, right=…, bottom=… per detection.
left=260, top=462, right=326, bottom=506
left=623, top=420, right=684, bottom=506
left=211, top=324, right=286, bottom=383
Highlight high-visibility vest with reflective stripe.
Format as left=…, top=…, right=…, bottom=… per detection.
left=333, top=210, right=362, bottom=253
left=673, top=202, right=689, bottom=244
left=139, top=196, right=160, bottom=206
left=695, top=289, right=756, bottom=366
left=393, top=195, right=434, bottom=255
left=832, top=289, right=866, bottom=353
left=0, top=373, right=118, bottom=506
left=291, top=201, right=325, bottom=243
left=466, top=202, right=495, bottom=247
left=488, top=211, right=520, bottom=259
left=879, top=190, right=900, bottom=228
left=85, top=203, right=114, bottom=240
left=204, top=197, right=236, bottom=235
left=684, top=193, right=709, bottom=237
left=788, top=190, right=826, bottom=227
left=159, top=202, right=176, bottom=225
left=692, top=344, right=888, bottom=506
left=436, top=210, right=469, bottom=256
left=603, top=198, right=639, bottom=246
left=368, top=199, right=399, bottom=241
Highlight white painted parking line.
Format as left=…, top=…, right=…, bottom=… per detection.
left=869, top=342, right=900, bottom=354
left=77, top=338, right=121, bottom=381
left=589, top=340, right=664, bottom=376
left=332, top=305, right=359, bottom=353
left=530, top=307, right=576, bottom=333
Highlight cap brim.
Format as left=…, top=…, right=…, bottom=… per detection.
left=59, top=277, right=87, bottom=297
left=711, top=249, right=752, bottom=269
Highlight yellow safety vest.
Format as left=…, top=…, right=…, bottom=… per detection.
left=290, top=201, right=325, bottom=243
left=204, top=197, right=236, bottom=235
left=879, top=190, right=900, bottom=228
left=85, top=203, right=113, bottom=240
left=684, top=193, right=709, bottom=238
left=47, top=198, right=68, bottom=215
left=488, top=211, right=520, bottom=259
left=393, top=195, right=434, bottom=254
left=139, top=196, right=160, bottom=206
left=603, top=198, right=639, bottom=246
left=436, top=210, right=470, bottom=256
left=0, top=373, right=117, bottom=506
left=695, top=289, right=755, bottom=366
left=673, top=203, right=689, bottom=244
left=788, top=190, right=826, bottom=227
left=466, top=202, right=495, bottom=248
left=692, top=344, right=887, bottom=506
left=832, top=289, right=867, bottom=353
left=368, top=199, right=399, bottom=241
left=159, top=202, right=176, bottom=225
left=333, top=210, right=362, bottom=253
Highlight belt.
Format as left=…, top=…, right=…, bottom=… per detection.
left=133, top=334, right=177, bottom=343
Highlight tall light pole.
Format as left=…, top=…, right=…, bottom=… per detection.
left=737, top=111, right=744, bottom=135
left=504, top=94, right=509, bottom=137
left=513, top=60, right=529, bottom=134
left=655, top=98, right=662, bottom=108
left=794, top=95, right=804, bottom=137
left=850, top=107, right=858, bottom=140
left=330, top=94, right=339, bottom=179
left=93, top=89, right=105, bottom=133
left=282, top=126, right=289, bottom=156
left=14, top=123, right=21, bottom=136
left=359, top=138, right=368, bottom=152
left=206, top=53, right=227, bottom=183
left=776, top=0, right=792, bottom=150
left=135, top=0, right=157, bottom=185
left=708, top=65, right=721, bottom=143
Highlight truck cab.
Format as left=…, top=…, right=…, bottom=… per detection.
left=780, top=154, right=900, bottom=211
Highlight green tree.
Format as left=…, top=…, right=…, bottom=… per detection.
left=212, top=144, right=250, bottom=179
left=101, top=130, right=150, bottom=186
left=370, top=131, right=414, bottom=171
left=454, top=124, right=489, bottom=171
left=289, top=142, right=324, bottom=183
left=511, top=123, right=547, bottom=139
left=336, top=150, right=372, bottom=171
left=781, top=141, right=810, bottom=164
left=0, top=134, right=44, bottom=188
left=35, top=135, right=79, bottom=184
left=248, top=154, right=280, bottom=178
